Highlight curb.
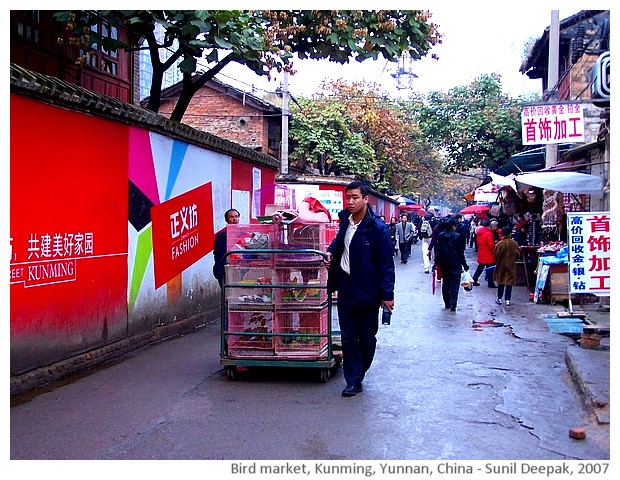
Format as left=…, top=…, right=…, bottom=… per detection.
left=11, top=313, right=218, bottom=397
left=565, top=344, right=610, bottom=424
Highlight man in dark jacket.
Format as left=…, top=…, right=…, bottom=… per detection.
left=434, top=218, right=469, bottom=311
left=325, top=181, right=395, bottom=397
left=212, top=208, right=240, bottom=288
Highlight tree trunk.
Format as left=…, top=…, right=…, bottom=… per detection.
left=170, top=54, right=236, bottom=122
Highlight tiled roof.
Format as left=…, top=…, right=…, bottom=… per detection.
left=9, top=63, right=280, bottom=170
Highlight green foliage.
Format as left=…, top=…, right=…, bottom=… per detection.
left=54, top=10, right=441, bottom=122
left=414, top=73, right=525, bottom=174
left=289, top=98, right=377, bottom=179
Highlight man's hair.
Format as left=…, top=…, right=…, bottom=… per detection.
left=224, top=208, right=240, bottom=221
left=501, top=226, right=512, bottom=236
left=345, top=180, right=369, bottom=197
left=445, top=218, right=458, bottom=230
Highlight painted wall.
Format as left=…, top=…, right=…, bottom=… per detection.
left=10, top=94, right=276, bottom=373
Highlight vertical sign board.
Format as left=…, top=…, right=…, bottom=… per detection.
left=521, top=103, right=585, bottom=145
left=567, top=212, right=610, bottom=296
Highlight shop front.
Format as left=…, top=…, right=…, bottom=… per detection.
left=478, top=170, right=607, bottom=307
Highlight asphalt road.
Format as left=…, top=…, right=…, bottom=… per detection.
left=10, top=243, right=610, bottom=472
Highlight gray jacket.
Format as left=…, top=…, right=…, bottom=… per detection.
left=395, top=221, right=415, bottom=244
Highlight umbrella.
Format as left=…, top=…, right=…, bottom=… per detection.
left=461, top=204, right=490, bottom=215
left=397, top=196, right=416, bottom=205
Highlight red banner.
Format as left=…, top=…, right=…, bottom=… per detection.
left=151, top=183, right=215, bottom=288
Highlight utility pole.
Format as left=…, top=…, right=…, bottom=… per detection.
left=545, top=10, right=560, bottom=168
left=280, top=70, right=289, bottom=174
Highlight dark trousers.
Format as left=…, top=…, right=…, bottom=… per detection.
left=441, top=267, right=461, bottom=309
left=472, top=263, right=495, bottom=286
left=336, top=274, right=380, bottom=388
left=399, top=241, right=411, bottom=262
left=497, top=284, right=513, bottom=301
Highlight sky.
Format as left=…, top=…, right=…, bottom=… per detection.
left=216, top=4, right=589, bottom=100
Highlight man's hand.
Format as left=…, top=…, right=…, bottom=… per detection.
left=323, top=252, right=332, bottom=267
left=382, top=299, right=395, bottom=313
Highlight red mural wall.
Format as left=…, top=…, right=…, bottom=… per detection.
left=10, top=95, right=129, bottom=372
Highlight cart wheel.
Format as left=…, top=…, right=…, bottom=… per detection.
left=320, top=368, right=330, bottom=383
left=227, top=366, right=237, bottom=380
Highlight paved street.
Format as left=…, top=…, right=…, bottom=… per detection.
left=10, top=243, right=610, bottom=468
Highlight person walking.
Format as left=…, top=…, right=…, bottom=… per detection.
left=324, top=181, right=395, bottom=397
left=454, top=214, right=469, bottom=251
left=471, top=219, right=497, bottom=288
left=493, top=226, right=520, bottom=306
left=395, top=213, right=415, bottom=264
left=388, top=216, right=398, bottom=258
left=469, top=218, right=479, bottom=250
left=418, top=213, right=434, bottom=273
left=433, top=218, right=469, bottom=311
left=427, top=216, right=446, bottom=259
left=212, top=208, right=240, bottom=288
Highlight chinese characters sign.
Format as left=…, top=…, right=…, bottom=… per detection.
left=151, top=182, right=215, bottom=289
left=521, top=103, right=585, bottom=145
left=10, top=231, right=94, bottom=287
left=567, top=212, right=610, bottom=295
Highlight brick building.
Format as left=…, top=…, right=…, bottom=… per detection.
left=148, top=77, right=283, bottom=159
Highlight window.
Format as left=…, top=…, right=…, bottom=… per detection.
left=80, top=20, right=119, bottom=76
left=268, top=118, right=281, bottom=151
left=16, top=11, right=42, bottom=43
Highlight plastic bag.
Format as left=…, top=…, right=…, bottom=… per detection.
left=294, top=197, right=332, bottom=223
left=461, top=270, right=473, bottom=291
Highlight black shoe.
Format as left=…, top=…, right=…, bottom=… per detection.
left=450, top=306, right=456, bottom=311
left=488, top=284, right=497, bottom=288
left=342, top=384, right=362, bottom=397
left=472, top=282, right=480, bottom=286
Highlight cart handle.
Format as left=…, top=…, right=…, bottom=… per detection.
left=223, top=248, right=328, bottom=261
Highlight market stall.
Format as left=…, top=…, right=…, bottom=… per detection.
left=474, top=170, right=605, bottom=302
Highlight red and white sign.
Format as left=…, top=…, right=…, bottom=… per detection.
left=567, top=212, right=610, bottom=295
left=151, top=182, right=215, bottom=289
left=521, top=103, right=585, bottom=145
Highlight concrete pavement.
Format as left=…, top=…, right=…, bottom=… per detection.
left=11, top=245, right=611, bottom=429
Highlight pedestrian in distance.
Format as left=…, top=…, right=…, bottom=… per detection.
left=490, top=220, right=502, bottom=243
left=395, top=213, right=415, bottom=264
left=427, top=215, right=448, bottom=264
left=212, top=208, right=240, bottom=289
left=469, top=218, right=479, bottom=250
left=493, top=226, right=520, bottom=306
left=471, top=219, right=497, bottom=288
left=388, top=216, right=399, bottom=258
left=324, top=181, right=395, bottom=397
left=454, top=213, right=469, bottom=251
left=433, top=218, right=469, bottom=312
left=418, top=213, right=434, bottom=273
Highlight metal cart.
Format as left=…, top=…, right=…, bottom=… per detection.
left=220, top=247, right=340, bottom=382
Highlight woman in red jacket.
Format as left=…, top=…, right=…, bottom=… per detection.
left=472, top=220, right=497, bottom=288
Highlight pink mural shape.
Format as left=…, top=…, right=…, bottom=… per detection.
left=129, top=127, right=160, bottom=206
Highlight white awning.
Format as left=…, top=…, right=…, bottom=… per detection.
left=514, top=171, right=603, bottom=194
